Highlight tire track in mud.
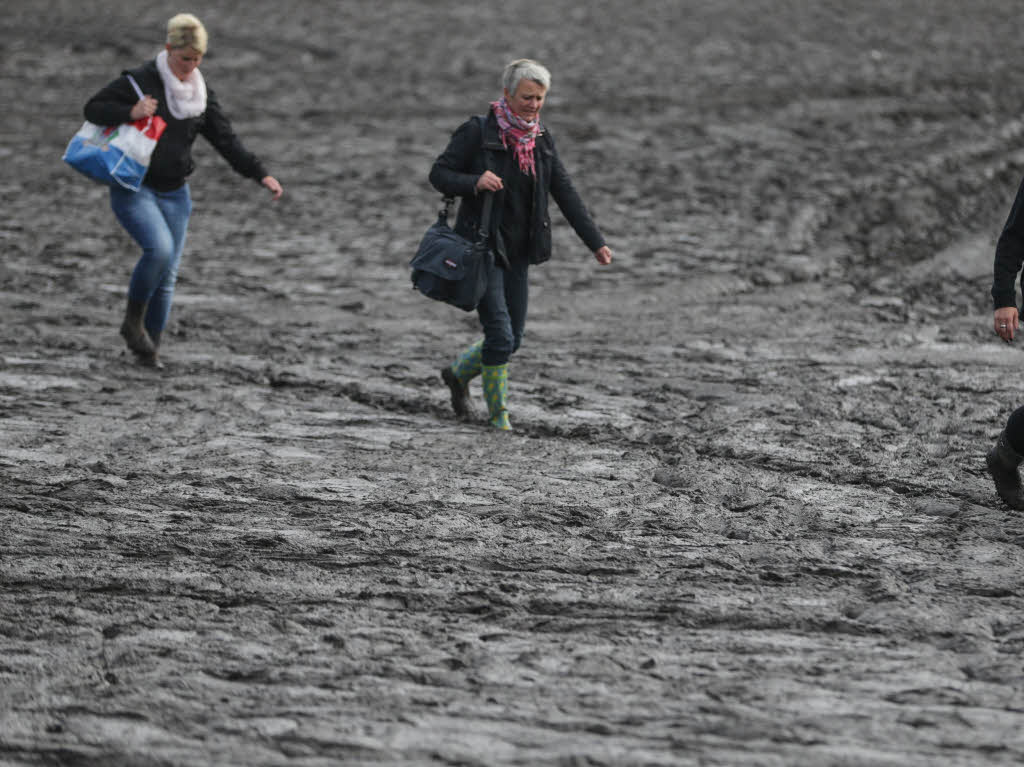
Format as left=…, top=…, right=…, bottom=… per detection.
left=221, top=351, right=1007, bottom=552
left=161, top=314, right=1009, bottom=521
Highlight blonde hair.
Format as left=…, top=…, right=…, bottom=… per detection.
left=166, top=13, right=208, bottom=53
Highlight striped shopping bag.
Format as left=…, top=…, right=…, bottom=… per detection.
left=62, top=75, right=166, bottom=191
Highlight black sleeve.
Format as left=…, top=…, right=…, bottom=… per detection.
left=428, top=117, right=483, bottom=199
left=198, top=87, right=268, bottom=182
left=993, top=176, right=1024, bottom=309
left=83, top=74, right=137, bottom=126
left=546, top=132, right=606, bottom=253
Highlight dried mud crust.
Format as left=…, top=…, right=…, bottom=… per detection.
left=3, top=1, right=1024, bottom=765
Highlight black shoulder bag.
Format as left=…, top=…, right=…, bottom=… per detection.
left=409, top=191, right=494, bottom=312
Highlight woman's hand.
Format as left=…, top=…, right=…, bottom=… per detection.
left=476, top=171, right=503, bottom=193
left=129, top=96, right=158, bottom=121
left=593, top=245, right=612, bottom=265
left=261, top=175, right=283, bottom=201
left=995, top=306, right=1019, bottom=342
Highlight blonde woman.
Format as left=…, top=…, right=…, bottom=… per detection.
left=83, top=13, right=283, bottom=367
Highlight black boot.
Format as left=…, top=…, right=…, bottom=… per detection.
left=120, top=299, right=156, bottom=357
left=986, top=432, right=1024, bottom=510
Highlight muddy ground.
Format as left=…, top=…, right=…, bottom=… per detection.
left=3, top=1, right=1024, bottom=765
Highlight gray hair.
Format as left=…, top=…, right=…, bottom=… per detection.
left=502, top=59, right=551, bottom=96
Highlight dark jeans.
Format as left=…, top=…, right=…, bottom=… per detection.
left=478, top=256, right=529, bottom=366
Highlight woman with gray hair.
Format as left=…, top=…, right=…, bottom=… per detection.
left=429, top=58, right=613, bottom=431
left=82, top=12, right=283, bottom=368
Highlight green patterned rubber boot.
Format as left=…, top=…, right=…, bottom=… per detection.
left=441, top=339, right=483, bottom=419
left=451, top=339, right=483, bottom=382
left=480, top=363, right=512, bottom=431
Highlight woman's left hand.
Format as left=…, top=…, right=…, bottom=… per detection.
left=593, top=246, right=612, bottom=265
left=262, top=175, right=283, bottom=201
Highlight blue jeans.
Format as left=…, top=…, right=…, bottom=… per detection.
left=478, top=256, right=529, bottom=366
left=110, top=183, right=192, bottom=341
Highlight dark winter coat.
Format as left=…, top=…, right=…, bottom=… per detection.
left=83, top=60, right=268, bottom=193
left=993, top=175, right=1024, bottom=310
left=428, top=110, right=605, bottom=266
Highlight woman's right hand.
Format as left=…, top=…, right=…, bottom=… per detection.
left=130, top=96, right=159, bottom=121
left=995, top=306, right=1019, bottom=342
left=476, top=171, right=503, bottom=193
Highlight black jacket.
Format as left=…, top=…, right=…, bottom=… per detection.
left=428, top=110, right=605, bottom=265
left=83, top=60, right=268, bottom=192
left=994, top=174, right=1024, bottom=309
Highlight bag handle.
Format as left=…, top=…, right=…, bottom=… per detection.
left=473, top=113, right=493, bottom=243
left=441, top=114, right=494, bottom=242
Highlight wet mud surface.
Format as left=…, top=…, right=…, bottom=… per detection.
left=4, top=1, right=1024, bottom=764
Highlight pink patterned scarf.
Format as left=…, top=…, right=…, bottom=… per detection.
left=490, top=97, right=540, bottom=176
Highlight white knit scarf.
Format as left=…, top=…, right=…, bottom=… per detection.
left=156, top=49, right=207, bottom=119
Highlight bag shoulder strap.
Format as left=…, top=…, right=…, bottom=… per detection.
left=125, top=74, right=145, bottom=101
left=472, top=114, right=493, bottom=240
left=440, top=113, right=493, bottom=239
left=476, top=192, right=493, bottom=242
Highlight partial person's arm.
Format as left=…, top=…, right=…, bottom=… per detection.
left=546, top=132, right=606, bottom=255
left=83, top=75, right=138, bottom=126
left=992, top=176, right=1024, bottom=340
left=993, top=176, right=1024, bottom=310
left=199, top=87, right=270, bottom=184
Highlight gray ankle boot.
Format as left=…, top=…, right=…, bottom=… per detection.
left=986, top=432, right=1024, bottom=510
left=120, top=299, right=156, bottom=357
